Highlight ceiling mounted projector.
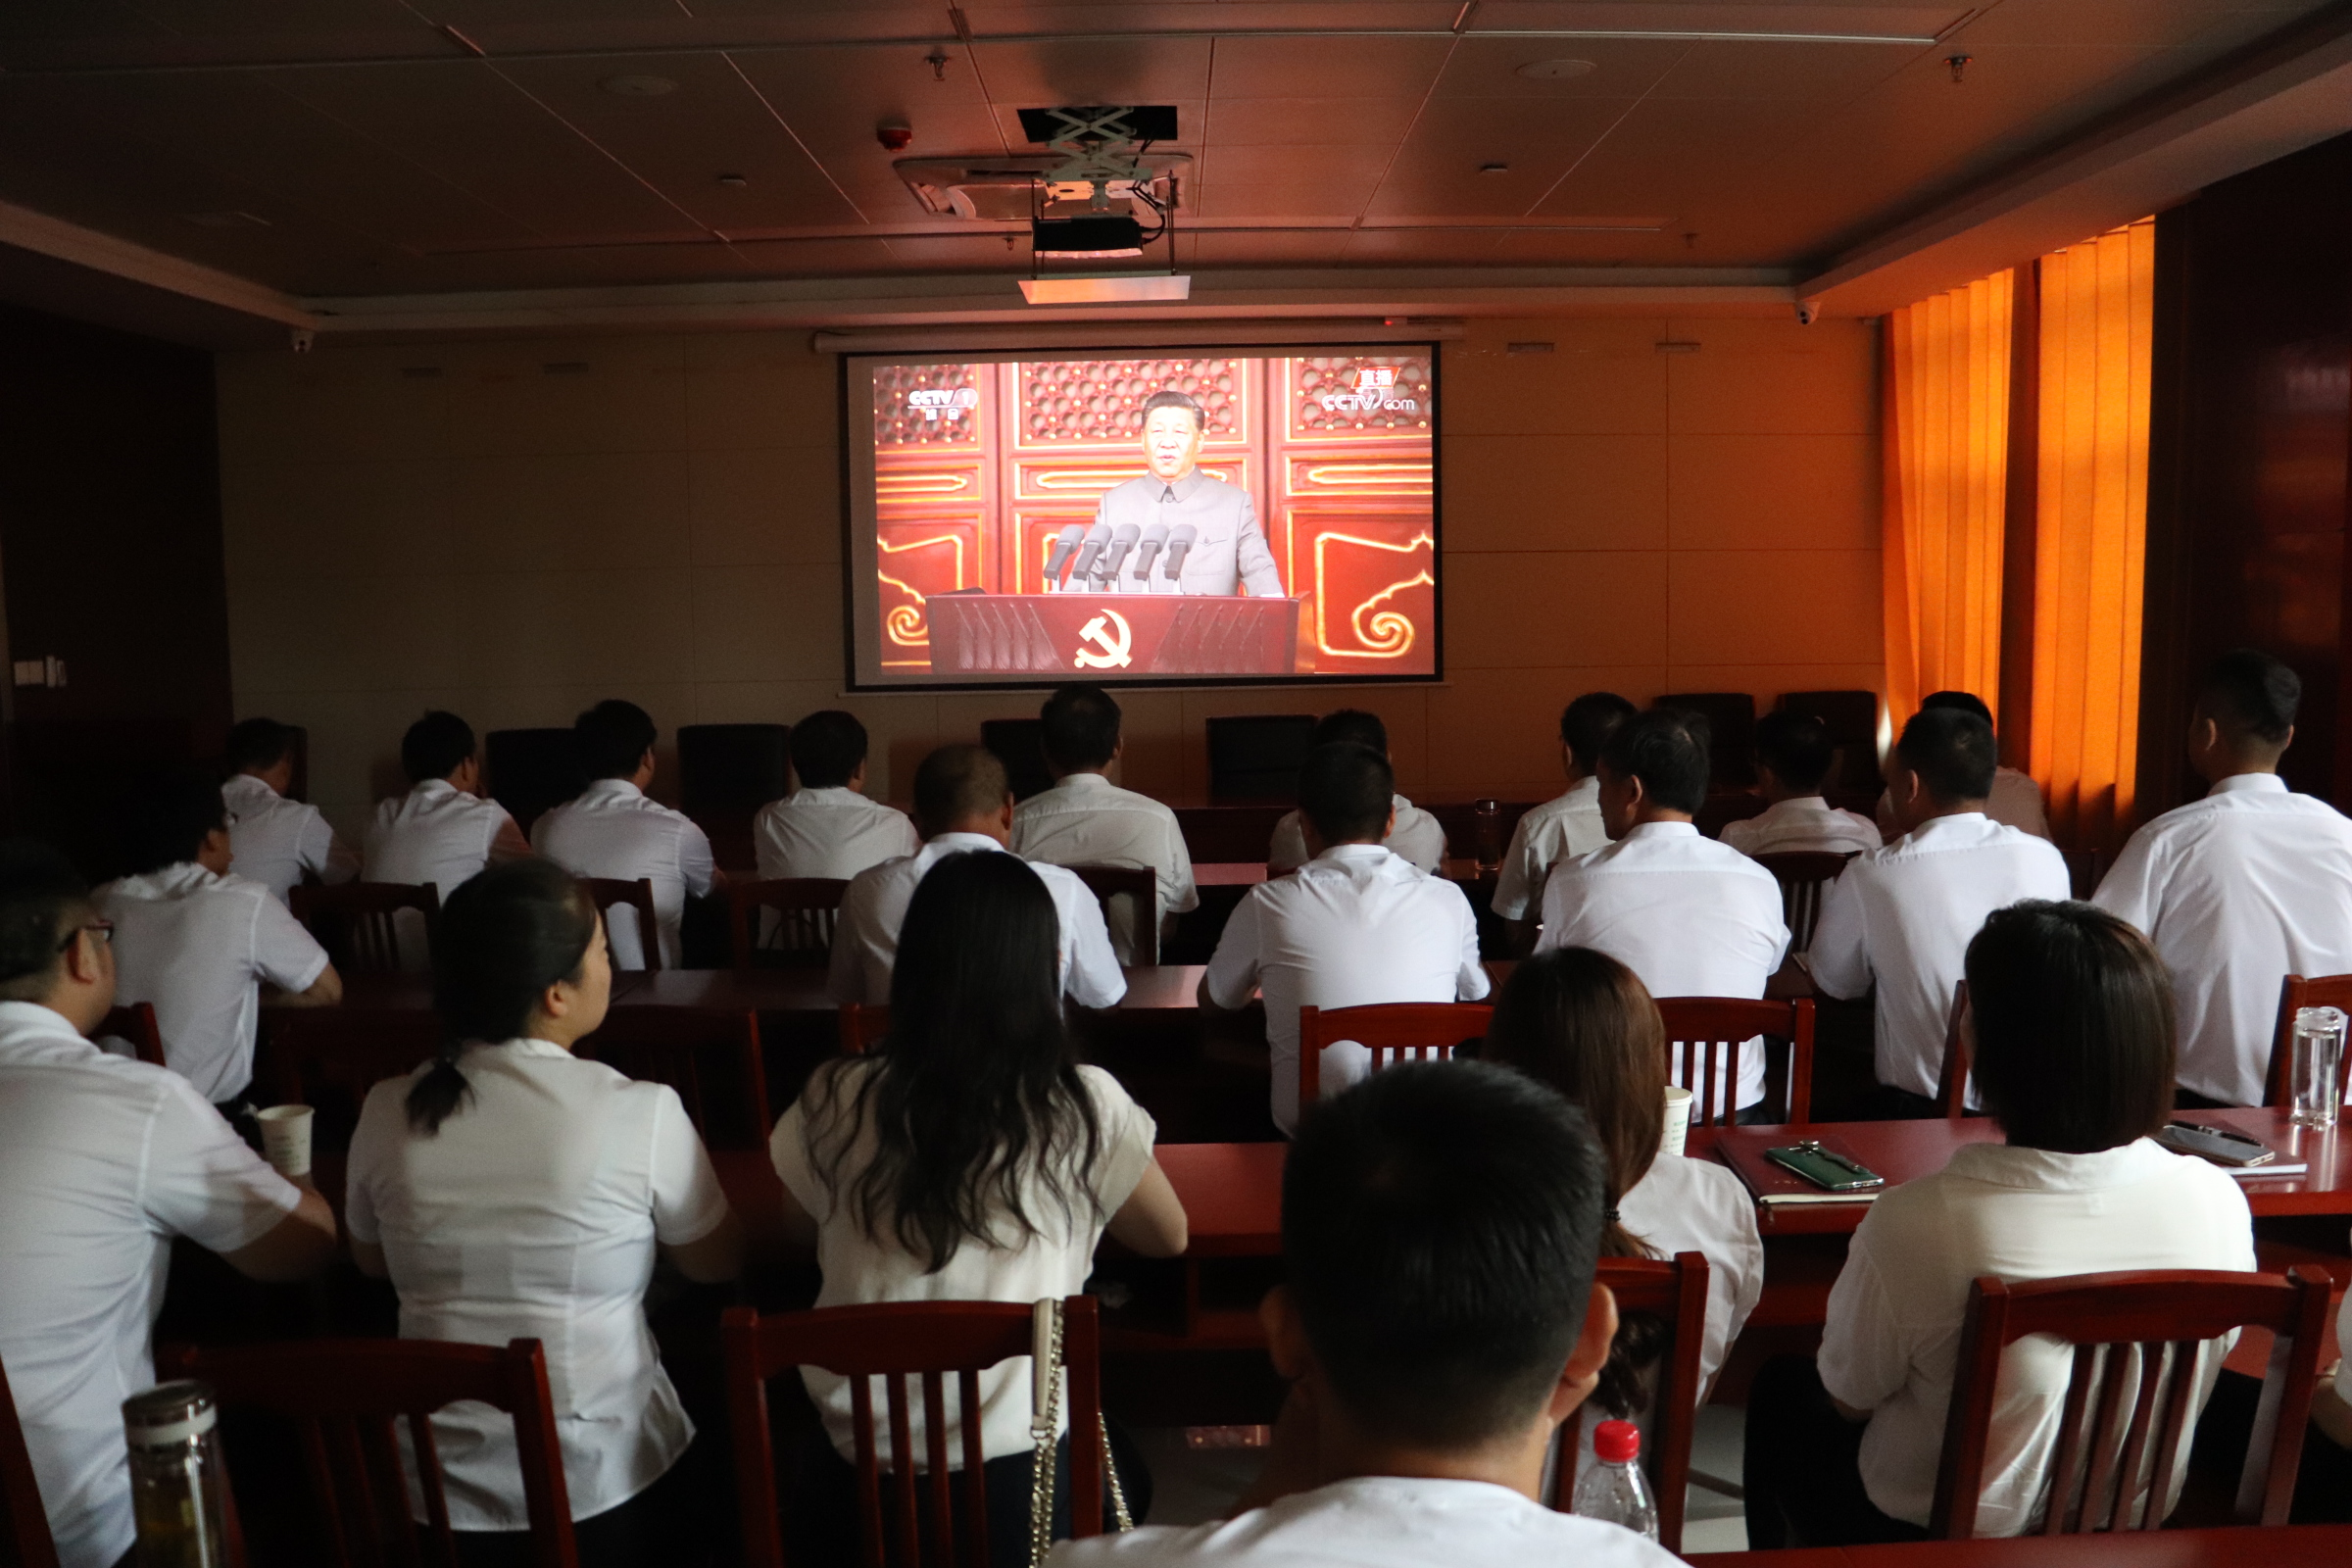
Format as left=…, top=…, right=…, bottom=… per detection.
left=1032, top=215, right=1145, bottom=259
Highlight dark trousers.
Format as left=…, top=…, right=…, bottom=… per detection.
left=1743, top=1355, right=1932, bottom=1548
left=1850, top=1085, right=1946, bottom=1122
left=2190, top=1369, right=2352, bottom=1524
left=2175, top=1086, right=2232, bottom=1110
left=454, top=1440, right=710, bottom=1568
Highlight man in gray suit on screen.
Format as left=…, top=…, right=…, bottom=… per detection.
left=1086, top=390, right=1288, bottom=597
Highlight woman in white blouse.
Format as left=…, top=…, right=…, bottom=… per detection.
left=1482, top=948, right=1765, bottom=1411
left=770, top=849, right=1189, bottom=1565
left=347, top=858, right=743, bottom=1567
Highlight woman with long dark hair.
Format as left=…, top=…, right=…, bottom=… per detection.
left=771, top=850, right=1188, bottom=1564
left=346, top=858, right=743, bottom=1567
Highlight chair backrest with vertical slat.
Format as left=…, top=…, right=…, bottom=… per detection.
left=581, top=878, right=661, bottom=971
left=722, top=1298, right=1107, bottom=1568
left=1066, top=865, right=1158, bottom=966
left=1652, top=998, right=1814, bottom=1127
left=1749, top=852, right=1854, bottom=954
left=1296, top=1004, right=1495, bottom=1116
left=260, top=1009, right=444, bottom=1152
left=1930, top=1266, right=2332, bottom=1539
left=290, top=882, right=442, bottom=977
left=165, top=1337, right=578, bottom=1568
left=2264, top=973, right=2352, bottom=1106
left=1931, top=980, right=1971, bottom=1118
left=726, top=878, right=851, bottom=970
left=1546, top=1252, right=1710, bottom=1553
left=580, top=1006, right=770, bottom=1150
left=0, top=1352, right=59, bottom=1568
left=96, top=1002, right=166, bottom=1068
left=839, top=1004, right=891, bottom=1056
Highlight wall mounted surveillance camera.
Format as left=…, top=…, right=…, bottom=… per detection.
left=290, top=327, right=317, bottom=354
left=1794, top=301, right=1821, bottom=326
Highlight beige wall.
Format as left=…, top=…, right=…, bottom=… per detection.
left=216, top=315, right=1881, bottom=841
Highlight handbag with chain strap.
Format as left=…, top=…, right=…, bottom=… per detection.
left=1028, top=1298, right=1134, bottom=1567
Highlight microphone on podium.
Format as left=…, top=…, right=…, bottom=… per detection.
left=1097, top=523, right=1141, bottom=585
left=1041, top=522, right=1087, bottom=590
left=1131, top=521, right=1169, bottom=581
left=1161, top=523, right=1198, bottom=582
left=1069, top=521, right=1113, bottom=581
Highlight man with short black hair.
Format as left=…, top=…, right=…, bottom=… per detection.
left=220, top=715, right=359, bottom=906
left=1011, top=684, right=1197, bottom=962
left=99, top=768, right=341, bottom=1108
left=1538, top=710, right=1789, bottom=1117
left=364, top=711, right=530, bottom=969
left=530, top=700, right=717, bottom=970
left=1088, top=390, right=1285, bottom=597
left=0, top=838, right=338, bottom=1568
left=1494, top=691, right=1637, bottom=953
left=1049, top=1061, right=1672, bottom=1568
left=1205, top=743, right=1488, bottom=1135
left=1267, top=710, right=1446, bottom=874
left=1873, top=691, right=2049, bottom=840
left=828, top=745, right=1123, bottom=1008
left=1812, top=707, right=2069, bottom=1113
left=2094, top=648, right=2352, bottom=1105
left=1723, top=711, right=1881, bottom=858
left=754, top=710, right=918, bottom=883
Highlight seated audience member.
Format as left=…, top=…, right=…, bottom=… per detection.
left=99, top=767, right=341, bottom=1111
left=1204, top=742, right=1488, bottom=1135
left=1536, top=710, right=1788, bottom=1120
left=1011, top=683, right=1199, bottom=962
left=774, top=851, right=1187, bottom=1566
left=220, top=715, right=360, bottom=906
left=1810, top=708, right=2070, bottom=1114
left=1493, top=691, right=1637, bottom=953
left=2093, top=649, right=2352, bottom=1106
left=1485, top=948, right=1762, bottom=1400
left=1745, top=902, right=2255, bottom=1544
left=1873, top=692, right=2049, bottom=840
left=1266, top=710, right=1445, bottom=874
left=1721, top=711, right=1881, bottom=858
left=0, top=839, right=335, bottom=1568
left=365, top=710, right=530, bottom=969
left=753, top=709, right=918, bottom=882
left=2191, top=1256, right=2352, bottom=1524
left=346, top=858, right=744, bottom=1565
left=1050, top=1061, right=1677, bottom=1568
left=828, top=746, right=1124, bottom=1009
left=530, top=699, right=717, bottom=970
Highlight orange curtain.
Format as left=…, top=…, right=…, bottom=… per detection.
left=2030, top=219, right=2155, bottom=855
left=1883, top=269, right=2014, bottom=730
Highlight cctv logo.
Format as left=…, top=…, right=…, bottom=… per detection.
left=906, top=387, right=981, bottom=420
left=1317, top=366, right=1419, bottom=415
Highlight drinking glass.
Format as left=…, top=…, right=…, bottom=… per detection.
left=2291, top=1005, right=2347, bottom=1130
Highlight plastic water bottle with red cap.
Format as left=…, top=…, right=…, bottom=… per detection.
left=1573, top=1419, right=1659, bottom=1540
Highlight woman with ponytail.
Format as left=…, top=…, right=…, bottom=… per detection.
left=345, top=858, right=743, bottom=1567
left=1483, top=948, right=1762, bottom=1406
left=770, top=850, right=1188, bottom=1565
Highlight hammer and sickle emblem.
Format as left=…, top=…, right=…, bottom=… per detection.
left=1073, top=610, right=1134, bottom=669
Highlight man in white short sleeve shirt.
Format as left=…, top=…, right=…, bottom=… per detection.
left=1204, top=742, right=1488, bottom=1136
left=0, top=839, right=336, bottom=1568
left=1493, top=691, right=1635, bottom=954
left=219, top=716, right=360, bottom=906
left=1011, top=683, right=1198, bottom=964
left=365, top=711, right=530, bottom=969
left=1871, top=692, right=2050, bottom=842
left=100, top=769, right=342, bottom=1106
left=1721, top=711, right=1882, bottom=859
left=530, top=700, right=718, bottom=971
left=2093, top=649, right=2352, bottom=1106
left=1538, top=710, right=1789, bottom=1118
left=1050, top=1062, right=1679, bottom=1568
left=1811, top=708, right=2070, bottom=1112
left=1266, top=710, right=1446, bottom=875
left=829, top=746, right=1123, bottom=1009
left=754, top=710, right=918, bottom=884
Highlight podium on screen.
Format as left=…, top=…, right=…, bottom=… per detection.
left=925, top=593, right=1304, bottom=677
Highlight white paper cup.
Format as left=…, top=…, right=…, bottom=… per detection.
left=1661, top=1087, right=1693, bottom=1158
left=256, top=1104, right=314, bottom=1178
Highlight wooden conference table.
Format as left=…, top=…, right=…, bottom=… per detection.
left=1686, top=1524, right=2352, bottom=1567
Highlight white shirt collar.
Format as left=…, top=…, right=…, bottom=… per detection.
left=1313, top=842, right=1396, bottom=866
left=1945, top=1138, right=2174, bottom=1191
left=794, top=785, right=865, bottom=804
left=1620, top=819, right=1699, bottom=843
left=1905, top=809, right=1990, bottom=841
left=467, top=1036, right=572, bottom=1060
left=581, top=778, right=644, bottom=803
left=111, top=861, right=222, bottom=898
left=2208, top=771, right=2287, bottom=798
left=222, top=773, right=280, bottom=803
left=925, top=831, right=1005, bottom=854
left=0, top=1000, right=97, bottom=1057
left=1053, top=771, right=1114, bottom=792
left=412, top=777, right=460, bottom=802
left=1563, top=775, right=1600, bottom=807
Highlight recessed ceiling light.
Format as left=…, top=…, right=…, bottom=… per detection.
left=599, top=74, right=676, bottom=97
left=1517, top=59, right=1597, bottom=80
left=182, top=211, right=270, bottom=228
left=716, top=173, right=748, bottom=187
left=1479, top=163, right=1510, bottom=175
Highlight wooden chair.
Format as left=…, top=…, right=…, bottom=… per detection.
left=1931, top=980, right=1971, bottom=1118
left=290, top=882, right=442, bottom=976
left=726, top=878, right=851, bottom=970
left=1297, top=1003, right=1494, bottom=1112
left=1068, top=864, right=1158, bottom=966
left=1750, top=851, right=1855, bottom=953
left=260, top=1009, right=443, bottom=1150
left=583, top=877, right=662, bottom=971
left=581, top=1006, right=771, bottom=1150
left=2262, top=973, right=2352, bottom=1106
left=96, top=1001, right=165, bottom=1067
left=1653, top=998, right=1815, bottom=1127
left=0, top=1351, right=59, bottom=1568
left=840, top=1004, right=891, bottom=1056
left=163, top=1337, right=577, bottom=1568
left=1930, top=1266, right=2332, bottom=1538
left=722, top=1298, right=1107, bottom=1568
left=1547, top=1251, right=1710, bottom=1552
